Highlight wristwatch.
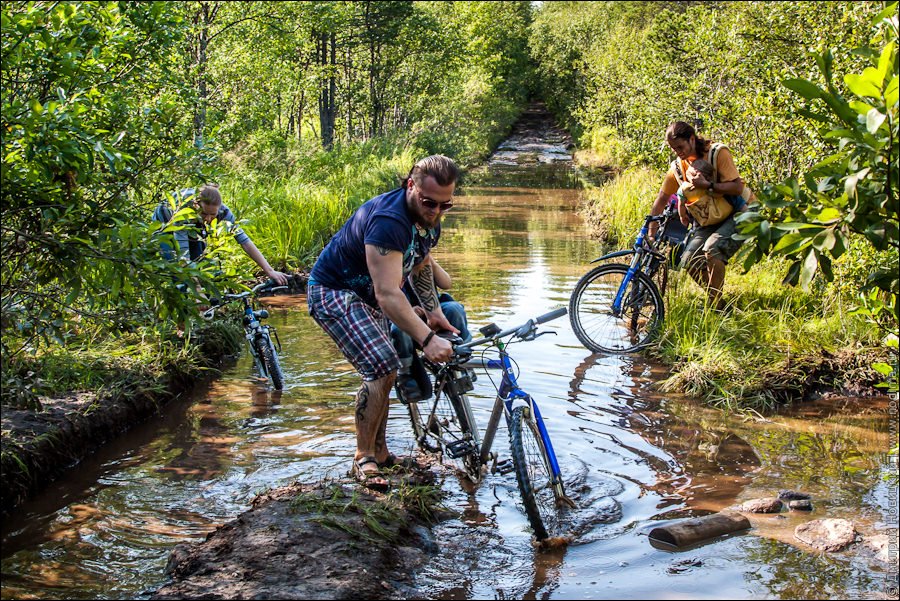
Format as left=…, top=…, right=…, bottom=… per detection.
left=708, top=181, right=715, bottom=192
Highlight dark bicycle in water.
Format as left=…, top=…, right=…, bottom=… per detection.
left=397, top=307, right=574, bottom=540
left=569, top=198, right=688, bottom=354
left=203, top=280, right=287, bottom=390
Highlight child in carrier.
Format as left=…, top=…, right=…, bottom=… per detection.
left=677, top=158, right=734, bottom=228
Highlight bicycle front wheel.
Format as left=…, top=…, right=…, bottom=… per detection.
left=257, top=335, right=285, bottom=390
left=508, top=405, right=557, bottom=540
left=569, top=263, right=664, bottom=354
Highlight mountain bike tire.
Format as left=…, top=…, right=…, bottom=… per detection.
left=508, top=405, right=556, bottom=540
left=643, top=253, right=669, bottom=298
left=569, top=263, right=665, bottom=354
left=406, top=373, right=481, bottom=482
left=257, top=335, right=284, bottom=390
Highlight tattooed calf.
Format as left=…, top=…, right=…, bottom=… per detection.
left=355, top=382, right=370, bottom=422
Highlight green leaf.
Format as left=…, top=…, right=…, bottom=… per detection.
left=816, top=49, right=834, bottom=86
left=812, top=229, right=836, bottom=252
left=885, top=75, right=898, bottom=107
left=876, top=41, right=895, bottom=83
left=817, top=207, right=841, bottom=222
left=758, top=220, right=771, bottom=253
left=874, top=2, right=899, bottom=24
left=782, top=260, right=802, bottom=286
left=800, top=248, right=818, bottom=290
left=849, top=100, right=876, bottom=115
left=819, top=253, right=833, bottom=281
left=845, top=73, right=882, bottom=98
left=771, top=222, right=824, bottom=231
left=783, top=78, right=824, bottom=100
left=773, top=231, right=813, bottom=255
left=872, top=363, right=894, bottom=376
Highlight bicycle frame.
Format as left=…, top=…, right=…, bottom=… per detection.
left=459, top=344, right=564, bottom=487
left=587, top=203, right=683, bottom=316
left=447, top=307, right=568, bottom=480
left=203, top=281, right=287, bottom=386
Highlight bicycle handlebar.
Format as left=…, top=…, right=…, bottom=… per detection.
left=455, top=307, right=568, bottom=354
left=202, top=280, right=288, bottom=317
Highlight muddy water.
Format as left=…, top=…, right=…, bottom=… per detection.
left=1, top=180, right=897, bottom=600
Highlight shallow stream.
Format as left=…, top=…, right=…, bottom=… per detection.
left=1, top=163, right=896, bottom=600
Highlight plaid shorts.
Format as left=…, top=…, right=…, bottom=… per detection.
left=307, top=284, right=400, bottom=381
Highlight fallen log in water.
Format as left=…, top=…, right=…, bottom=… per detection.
left=649, top=512, right=751, bottom=548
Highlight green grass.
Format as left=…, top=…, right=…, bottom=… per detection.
left=221, top=140, right=419, bottom=273
left=581, top=169, right=887, bottom=410
left=578, top=165, right=662, bottom=247
left=655, top=263, right=882, bottom=410
left=1, top=320, right=242, bottom=410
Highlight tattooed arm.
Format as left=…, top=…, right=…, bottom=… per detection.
left=366, top=244, right=452, bottom=362
left=430, top=255, right=452, bottom=290
left=410, top=257, right=458, bottom=336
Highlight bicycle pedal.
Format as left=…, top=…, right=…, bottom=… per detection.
left=445, top=440, right=476, bottom=459
left=493, top=459, right=515, bottom=475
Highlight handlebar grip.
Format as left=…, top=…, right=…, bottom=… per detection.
left=535, top=307, right=567, bottom=324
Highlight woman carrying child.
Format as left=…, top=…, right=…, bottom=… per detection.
left=649, top=121, right=753, bottom=311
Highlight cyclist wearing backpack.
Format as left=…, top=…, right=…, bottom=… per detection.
left=649, top=121, right=753, bottom=311
left=152, top=183, right=288, bottom=286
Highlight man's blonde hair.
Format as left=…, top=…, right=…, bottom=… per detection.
left=407, top=155, right=459, bottom=187
left=197, top=183, right=222, bottom=206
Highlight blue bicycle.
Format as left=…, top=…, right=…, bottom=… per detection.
left=403, top=307, right=574, bottom=540
left=569, top=199, right=686, bottom=354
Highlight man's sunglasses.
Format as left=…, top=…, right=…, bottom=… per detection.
left=420, top=197, right=453, bottom=212
left=413, top=180, right=453, bottom=211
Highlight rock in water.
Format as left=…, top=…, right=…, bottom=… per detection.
left=794, top=518, right=856, bottom=552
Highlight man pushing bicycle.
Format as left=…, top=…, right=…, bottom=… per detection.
left=307, top=155, right=460, bottom=492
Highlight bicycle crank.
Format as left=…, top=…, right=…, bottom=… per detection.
left=445, top=439, right=477, bottom=459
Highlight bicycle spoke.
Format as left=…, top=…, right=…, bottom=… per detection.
left=570, top=263, right=664, bottom=354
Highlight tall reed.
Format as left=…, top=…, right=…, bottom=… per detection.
left=221, top=143, right=418, bottom=272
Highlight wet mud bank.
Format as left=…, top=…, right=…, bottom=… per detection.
left=0, top=276, right=309, bottom=518
left=1, top=344, right=235, bottom=518
left=151, top=477, right=444, bottom=600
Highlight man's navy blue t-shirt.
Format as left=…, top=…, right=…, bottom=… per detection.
left=309, top=187, right=439, bottom=307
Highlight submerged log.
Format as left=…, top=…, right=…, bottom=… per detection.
left=649, top=512, right=751, bottom=548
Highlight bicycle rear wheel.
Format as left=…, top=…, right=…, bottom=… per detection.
left=407, top=370, right=481, bottom=482
left=644, top=253, right=669, bottom=298
left=255, top=335, right=284, bottom=390
left=569, top=263, right=664, bottom=354
left=508, top=405, right=557, bottom=540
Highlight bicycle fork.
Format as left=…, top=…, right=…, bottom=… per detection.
left=612, top=225, right=649, bottom=315
left=469, top=354, right=571, bottom=505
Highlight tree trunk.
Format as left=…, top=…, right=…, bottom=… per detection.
left=191, top=1, right=219, bottom=149
left=317, top=31, right=336, bottom=151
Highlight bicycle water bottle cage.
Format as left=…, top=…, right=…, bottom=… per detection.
left=479, top=323, right=501, bottom=337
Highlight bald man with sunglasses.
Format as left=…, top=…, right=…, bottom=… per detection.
left=307, top=155, right=461, bottom=491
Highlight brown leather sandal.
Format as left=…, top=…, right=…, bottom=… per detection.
left=350, top=456, right=390, bottom=492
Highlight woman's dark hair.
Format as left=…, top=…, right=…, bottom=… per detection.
left=401, top=154, right=459, bottom=188
left=665, top=121, right=711, bottom=156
